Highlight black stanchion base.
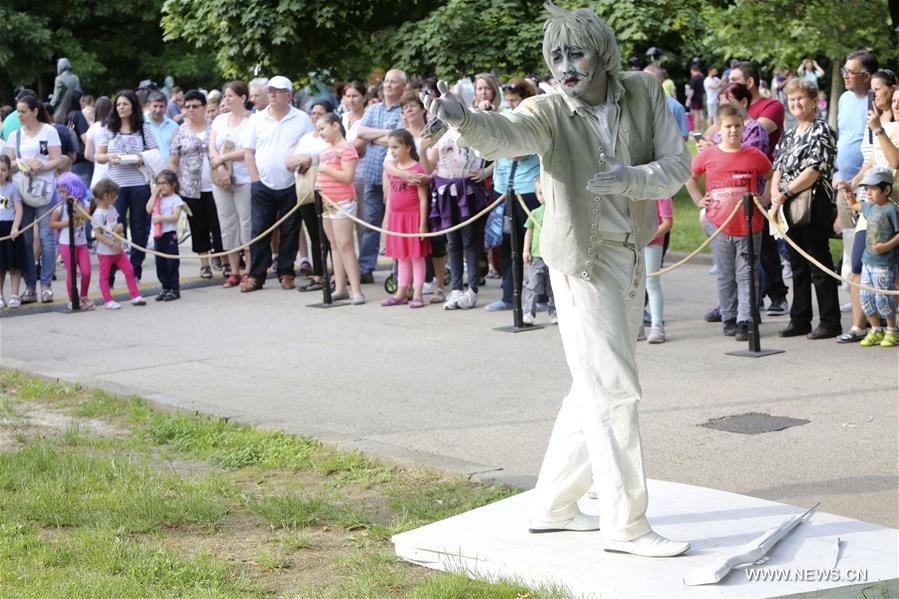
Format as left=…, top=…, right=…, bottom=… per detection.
left=307, top=301, right=351, bottom=309
left=726, top=347, right=785, bottom=358
left=494, top=324, right=545, bottom=334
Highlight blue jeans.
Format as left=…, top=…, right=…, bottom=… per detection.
left=358, top=183, right=385, bottom=274
left=248, top=182, right=301, bottom=280
left=21, top=200, right=59, bottom=289
left=112, top=184, right=151, bottom=281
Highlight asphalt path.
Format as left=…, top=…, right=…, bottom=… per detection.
left=2, top=254, right=896, bottom=529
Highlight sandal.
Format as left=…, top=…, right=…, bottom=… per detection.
left=200, top=265, right=213, bottom=279
left=222, top=274, right=241, bottom=288
left=279, top=275, right=296, bottom=290
left=430, top=288, right=446, bottom=304
left=7, top=295, right=21, bottom=308
left=836, top=329, right=867, bottom=344
left=331, top=290, right=350, bottom=301
left=381, top=296, right=408, bottom=307
left=223, top=264, right=232, bottom=278
left=240, top=276, right=263, bottom=293
left=409, top=298, right=424, bottom=309
left=298, top=279, right=323, bottom=292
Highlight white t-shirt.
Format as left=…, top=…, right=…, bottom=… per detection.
left=56, top=198, right=90, bottom=245
left=156, top=193, right=184, bottom=235
left=0, top=181, right=20, bottom=222
left=293, top=132, right=329, bottom=158
left=242, top=106, right=313, bottom=190
left=211, top=113, right=250, bottom=185
left=91, top=205, right=126, bottom=255
left=342, top=113, right=365, bottom=182
left=704, top=76, right=722, bottom=106
left=11, top=124, right=61, bottom=185
left=87, top=122, right=109, bottom=187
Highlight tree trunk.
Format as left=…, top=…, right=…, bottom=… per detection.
left=828, top=60, right=842, bottom=130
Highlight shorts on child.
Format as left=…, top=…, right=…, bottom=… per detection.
left=860, top=264, right=897, bottom=319
left=0, top=221, right=26, bottom=272
left=322, top=199, right=357, bottom=220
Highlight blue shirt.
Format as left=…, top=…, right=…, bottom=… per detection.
left=145, top=114, right=179, bottom=162
left=665, top=96, right=688, bottom=138
left=493, top=154, right=541, bottom=194
left=835, top=91, right=868, bottom=181
left=358, top=102, right=402, bottom=185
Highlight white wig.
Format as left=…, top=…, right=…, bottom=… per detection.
left=542, top=1, right=621, bottom=79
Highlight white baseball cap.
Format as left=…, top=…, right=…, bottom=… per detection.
left=266, top=76, right=293, bottom=93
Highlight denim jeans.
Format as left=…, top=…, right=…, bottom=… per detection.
left=711, top=231, right=761, bottom=323
left=112, top=184, right=151, bottom=281
left=21, top=201, right=58, bottom=289
left=358, top=183, right=385, bottom=274
left=248, top=182, right=301, bottom=280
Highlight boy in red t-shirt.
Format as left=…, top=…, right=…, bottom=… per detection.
left=687, top=104, right=772, bottom=340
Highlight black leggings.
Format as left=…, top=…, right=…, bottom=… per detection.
left=183, top=191, right=223, bottom=255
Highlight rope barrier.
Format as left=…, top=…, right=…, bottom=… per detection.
left=0, top=206, right=56, bottom=241
left=320, top=191, right=507, bottom=238
left=514, top=192, right=743, bottom=278
left=97, top=200, right=306, bottom=260
left=754, top=196, right=899, bottom=296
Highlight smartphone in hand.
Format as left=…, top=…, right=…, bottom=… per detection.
left=691, top=131, right=705, bottom=142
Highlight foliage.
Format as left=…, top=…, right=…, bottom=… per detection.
left=161, top=0, right=439, bottom=81
left=701, top=0, right=898, bottom=68
left=0, top=0, right=216, bottom=102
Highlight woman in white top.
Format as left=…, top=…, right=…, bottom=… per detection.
left=6, top=94, right=66, bottom=303
left=210, top=80, right=253, bottom=287
left=341, top=81, right=369, bottom=252
left=84, top=96, right=112, bottom=188
left=286, top=100, right=330, bottom=290
left=95, top=90, right=159, bottom=283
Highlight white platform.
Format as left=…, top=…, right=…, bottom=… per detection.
left=393, top=480, right=898, bottom=598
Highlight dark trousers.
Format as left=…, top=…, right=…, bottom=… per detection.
left=183, top=191, right=223, bottom=255
left=500, top=191, right=540, bottom=304
left=299, top=203, right=323, bottom=276
left=446, top=201, right=480, bottom=292
left=249, top=182, right=301, bottom=280
left=786, top=193, right=841, bottom=330
left=359, top=183, right=385, bottom=274
left=154, top=231, right=180, bottom=290
left=109, top=184, right=151, bottom=284
left=759, top=219, right=789, bottom=302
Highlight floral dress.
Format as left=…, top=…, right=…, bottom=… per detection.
left=169, top=121, right=212, bottom=199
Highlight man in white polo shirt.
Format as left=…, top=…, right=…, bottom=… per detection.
left=240, top=75, right=313, bottom=292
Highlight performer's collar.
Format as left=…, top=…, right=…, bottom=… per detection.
left=557, top=75, right=624, bottom=117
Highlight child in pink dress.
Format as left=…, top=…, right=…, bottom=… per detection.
left=381, top=129, right=431, bottom=308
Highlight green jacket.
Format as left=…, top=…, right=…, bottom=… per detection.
left=457, top=71, right=690, bottom=279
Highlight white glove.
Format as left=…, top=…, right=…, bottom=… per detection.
left=421, top=80, right=466, bottom=127
left=586, top=153, right=632, bottom=196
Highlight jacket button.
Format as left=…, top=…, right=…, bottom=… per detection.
left=594, top=195, right=601, bottom=202
left=592, top=208, right=599, bottom=215
left=589, top=235, right=596, bottom=241
left=587, top=247, right=594, bottom=254
left=628, top=291, right=636, bottom=298
left=626, top=208, right=631, bottom=217
left=581, top=271, right=589, bottom=278
left=591, top=224, right=597, bottom=229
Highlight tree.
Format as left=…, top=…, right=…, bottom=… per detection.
left=161, top=0, right=439, bottom=81
left=0, top=0, right=217, bottom=104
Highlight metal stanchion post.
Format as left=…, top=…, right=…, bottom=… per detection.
left=67, top=198, right=80, bottom=311
left=727, top=193, right=784, bottom=358
left=308, top=190, right=349, bottom=309
left=495, top=162, right=542, bottom=334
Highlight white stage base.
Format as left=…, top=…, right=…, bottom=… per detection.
left=393, top=480, right=898, bottom=599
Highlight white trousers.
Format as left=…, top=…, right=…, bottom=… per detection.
left=530, top=240, right=651, bottom=541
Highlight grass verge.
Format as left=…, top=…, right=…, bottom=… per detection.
left=0, top=369, right=566, bottom=598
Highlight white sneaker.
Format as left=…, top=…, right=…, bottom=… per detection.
left=522, top=312, right=536, bottom=325
left=422, top=281, right=434, bottom=295
left=105, top=301, right=122, bottom=310
left=647, top=326, right=665, bottom=344
left=549, top=312, right=558, bottom=324
left=528, top=512, right=600, bottom=534
left=604, top=530, right=690, bottom=557
left=443, top=289, right=464, bottom=310
left=131, top=296, right=146, bottom=306
left=456, top=288, right=477, bottom=309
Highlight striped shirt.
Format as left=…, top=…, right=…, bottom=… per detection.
left=100, top=124, right=158, bottom=188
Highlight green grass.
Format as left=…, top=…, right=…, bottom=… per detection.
left=0, top=370, right=542, bottom=598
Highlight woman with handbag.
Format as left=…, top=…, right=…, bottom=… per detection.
left=5, top=94, right=66, bottom=304
left=771, top=78, right=841, bottom=339
left=96, top=90, right=158, bottom=284
left=169, top=90, right=223, bottom=280
left=209, top=81, right=252, bottom=287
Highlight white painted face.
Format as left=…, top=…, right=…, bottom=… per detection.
left=549, top=45, right=596, bottom=98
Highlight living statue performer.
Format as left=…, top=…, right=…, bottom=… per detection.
left=422, top=2, right=692, bottom=557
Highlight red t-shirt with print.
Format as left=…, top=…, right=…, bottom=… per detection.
left=693, top=145, right=772, bottom=236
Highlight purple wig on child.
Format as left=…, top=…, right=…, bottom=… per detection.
left=56, top=172, right=87, bottom=201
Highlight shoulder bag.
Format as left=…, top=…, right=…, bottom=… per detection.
left=14, top=129, right=55, bottom=207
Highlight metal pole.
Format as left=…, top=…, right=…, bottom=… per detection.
left=314, top=190, right=332, bottom=305
left=506, top=162, right=525, bottom=328
left=743, top=193, right=762, bottom=352
left=67, top=198, right=80, bottom=311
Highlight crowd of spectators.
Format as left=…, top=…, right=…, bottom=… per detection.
left=0, top=51, right=896, bottom=345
